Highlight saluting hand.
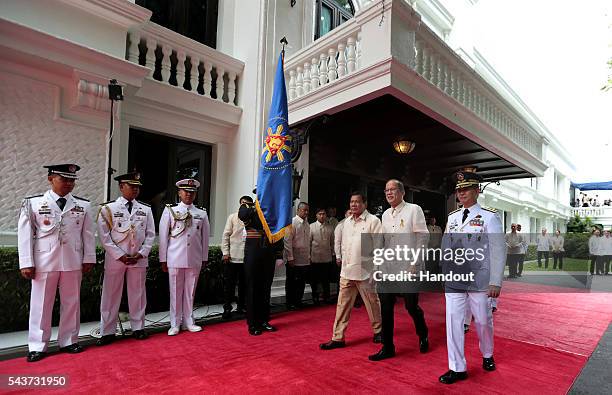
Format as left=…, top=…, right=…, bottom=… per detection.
left=20, top=267, right=35, bottom=280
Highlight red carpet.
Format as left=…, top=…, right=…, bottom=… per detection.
left=2, top=282, right=612, bottom=394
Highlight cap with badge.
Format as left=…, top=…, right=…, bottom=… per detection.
left=44, top=164, right=80, bottom=179
left=114, top=172, right=142, bottom=186
left=454, top=170, right=482, bottom=190
left=176, top=178, right=200, bottom=192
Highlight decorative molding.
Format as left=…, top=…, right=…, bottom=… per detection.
left=0, top=18, right=149, bottom=88
left=57, top=0, right=152, bottom=30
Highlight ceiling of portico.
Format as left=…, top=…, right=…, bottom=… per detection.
left=303, top=94, right=534, bottom=191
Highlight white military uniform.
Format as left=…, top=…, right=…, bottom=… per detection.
left=159, top=202, right=210, bottom=329
left=442, top=203, right=505, bottom=372
left=18, top=190, right=96, bottom=352
left=97, top=197, right=155, bottom=336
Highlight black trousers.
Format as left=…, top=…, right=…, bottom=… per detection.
left=537, top=251, right=549, bottom=268
left=310, top=262, right=331, bottom=301
left=285, top=265, right=310, bottom=306
left=507, top=254, right=520, bottom=276
left=552, top=252, right=564, bottom=270
left=590, top=255, right=599, bottom=274
left=223, top=261, right=245, bottom=311
left=518, top=254, right=525, bottom=275
left=379, top=292, right=428, bottom=348
left=604, top=256, right=611, bottom=274
left=244, top=238, right=276, bottom=328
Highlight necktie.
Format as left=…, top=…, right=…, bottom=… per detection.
left=57, top=197, right=67, bottom=211
left=462, top=209, right=469, bottom=223
left=127, top=200, right=133, bottom=214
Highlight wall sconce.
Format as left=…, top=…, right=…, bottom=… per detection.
left=292, top=167, right=303, bottom=201
left=392, top=137, right=416, bottom=155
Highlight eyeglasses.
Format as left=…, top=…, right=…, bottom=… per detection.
left=384, top=188, right=398, bottom=193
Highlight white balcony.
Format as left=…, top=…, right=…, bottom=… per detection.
left=284, top=0, right=547, bottom=178
left=125, top=21, right=244, bottom=126
left=571, top=207, right=612, bottom=226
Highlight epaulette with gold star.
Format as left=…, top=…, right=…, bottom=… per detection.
left=448, top=208, right=461, bottom=216
left=482, top=206, right=498, bottom=213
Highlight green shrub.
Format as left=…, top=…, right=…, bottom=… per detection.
left=563, top=233, right=591, bottom=259
left=0, top=245, right=223, bottom=334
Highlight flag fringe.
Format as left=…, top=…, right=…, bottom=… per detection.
left=255, top=199, right=291, bottom=244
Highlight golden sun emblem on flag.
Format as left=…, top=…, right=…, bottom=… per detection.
left=263, top=124, right=292, bottom=162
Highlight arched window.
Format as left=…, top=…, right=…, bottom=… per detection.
left=315, top=0, right=355, bottom=40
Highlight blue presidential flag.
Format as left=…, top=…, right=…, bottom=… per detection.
left=255, top=51, right=293, bottom=243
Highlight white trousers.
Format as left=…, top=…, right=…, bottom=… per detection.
left=445, top=291, right=494, bottom=372
left=28, top=270, right=82, bottom=352
left=168, top=267, right=200, bottom=328
left=100, top=266, right=147, bottom=336
left=464, top=297, right=497, bottom=325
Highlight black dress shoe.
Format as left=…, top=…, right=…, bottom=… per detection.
left=464, top=324, right=470, bottom=334
left=261, top=322, right=277, bottom=332
left=287, top=305, right=297, bottom=311
left=439, top=370, right=468, bottom=384
left=133, top=330, right=148, bottom=340
left=368, top=347, right=395, bottom=361
left=96, top=334, right=116, bottom=346
left=236, top=307, right=247, bottom=314
left=59, top=343, right=83, bottom=354
left=483, top=356, right=496, bottom=371
left=373, top=332, right=382, bottom=344
left=419, top=337, right=429, bottom=353
left=26, top=351, right=46, bottom=362
left=248, top=326, right=262, bottom=336
left=319, top=340, right=345, bottom=350
left=222, top=310, right=232, bottom=320
left=312, top=298, right=321, bottom=306
left=492, top=307, right=497, bottom=313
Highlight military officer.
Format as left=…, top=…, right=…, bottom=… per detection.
left=159, top=178, right=210, bottom=336
left=18, top=164, right=96, bottom=362
left=96, top=172, right=155, bottom=345
left=439, top=171, right=505, bottom=384
left=238, top=197, right=284, bottom=336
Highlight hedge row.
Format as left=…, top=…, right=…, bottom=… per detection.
left=0, top=246, right=224, bottom=334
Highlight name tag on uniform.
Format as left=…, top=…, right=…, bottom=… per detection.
left=114, top=212, right=124, bottom=218
left=193, top=215, right=201, bottom=219
left=72, top=206, right=84, bottom=212
left=135, top=210, right=146, bottom=216
left=38, top=209, right=51, bottom=214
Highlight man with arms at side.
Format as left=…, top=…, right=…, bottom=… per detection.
left=439, top=171, right=505, bottom=384
left=284, top=202, right=311, bottom=309
left=18, top=164, right=95, bottom=362
left=320, top=192, right=382, bottom=350
left=221, top=196, right=251, bottom=319
left=369, top=179, right=430, bottom=361
left=159, top=178, right=210, bottom=336
left=310, top=208, right=334, bottom=305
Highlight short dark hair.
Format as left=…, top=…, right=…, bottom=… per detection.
left=349, top=191, right=366, bottom=203
left=316, top=207, right=327, bottom=214
left=240, top=195, right=253, bottom=203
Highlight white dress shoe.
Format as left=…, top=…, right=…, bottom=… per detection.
left=182, top=324, right=202, bottom=333
left=167, top=327, right=180, bottom=336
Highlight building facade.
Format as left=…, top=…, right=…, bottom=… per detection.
left=0, top=0, right=573, bottom=247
